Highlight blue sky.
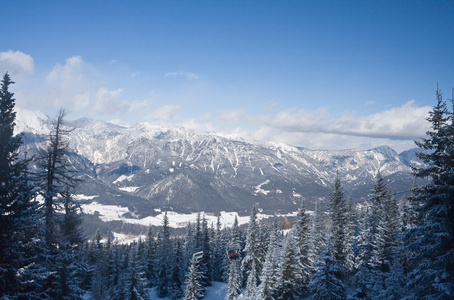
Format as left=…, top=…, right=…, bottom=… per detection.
left=1, top=0, right=453, bottom=152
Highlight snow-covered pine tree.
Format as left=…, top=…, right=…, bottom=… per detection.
left=90, top=231, right=110, bottom=300
left=183, top=221, right=196, bottom=277
left=368, top=172, right=391, bottom=270
left=310, top=246, right=347, bottom=300
left=185, top=252, right=204, bottom=300
left=54, top=190, right=85, bottom=299
left=112, top=245, right=131, bottom=300
left=403, top=86, right=454, bottom=298
left=351, top=204, right=377, bottom=299
left=354, top=204, right=370, bottom=270
left=145, top=226, right=157, bottom=286
left=292, top=201, right=312, bottom=295
left=311, top=176, right=350, bottom=298
left=36, top=109, right=80, bottom=248
left=229, top=215, right=242, bottom=254
left=106, top=243, right=123, bottom=299
left=256, top=251, right=276, bottom=300
left=343, top=197, right=356, bottom=273
left=274, top=232, right=304, bottom=299
left=227, top=258, right=241, bottom=300
left=328, top=175, right=349, bottom=272
left=169, top=239, right=184, bottom=300
left=35, top=109, right=84, bottom=299
left=210, top=215, right=227, bottom=282
left=200, top=215, right=212, bottom=287
left=242, top=205, right=263, bottom=297
left=310, top=202, right=326, bottom=269
left=227, top=214, right=243, bottom=285
left=123, top=243, right=148, bottom=300
left=156, top=211, right=172, bottom=298
left=256, top=218, right=282, bottom=300
left=194, top=212, right=203, bottom=250
left=354, top=173, right=402, bottom=298
left=399, top=189, right=419, bottom=232
left=0, top=72, right=42, bottom=298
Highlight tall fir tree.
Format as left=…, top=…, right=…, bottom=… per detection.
left=292, top=201, right=312, bottom=295
left=328, top=175, right=349, bottom=272
left=123, top=243, right=148, bottom=300
left=355, top=173, right=400, bottom=298
left=145, top=226, right=157, bottom=287
left=0, top=72, right=41, bottom=298
left=404, top=86, right=454, bottom=298
left=156, top=212, right=172, bottom=298
left=242, top=205, right=263, bottom=297
left=169, top=239, right=184, bottom=300
left=106, top=243, right=123, bottom=299
left=227, top=259, right=241, bottom=300
left=185, top=251, right=204, bottom=300
left=274, top=232, right=304, bottom=300
left=200, top=215, right=212, bottom=287
left=310, top=246, right=347, bottom=300
left=343, top=197, right=356, bottom=272
left=256, top=218, right=281, bottom=300
left=35, top=109, right=84, bottom=299
left=210, top=215, right=227, bottom=282
left=55, top=190, right=85, bottom=299
left=310, top=202, right=326, bottom=269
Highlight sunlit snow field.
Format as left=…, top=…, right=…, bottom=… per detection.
left=82, top=282, right=246, bottom=300
left=75, top=194, right=300, bottom=243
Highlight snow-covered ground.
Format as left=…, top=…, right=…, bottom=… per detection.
left=147, top=282, right=235, bottom=300
left=83, top=282, right=250, bottom=300
left=75, top=194, right=300, bottom=230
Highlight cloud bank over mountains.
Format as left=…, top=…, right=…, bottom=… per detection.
left=0, top=50, right=35, bottom=76
left=1, top=50, right=430, bottom=152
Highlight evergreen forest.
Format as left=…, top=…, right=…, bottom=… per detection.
left=1, top=72, right=453, bottom=299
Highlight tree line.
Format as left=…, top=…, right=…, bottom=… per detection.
left=1, top=72, right=453, bottom=299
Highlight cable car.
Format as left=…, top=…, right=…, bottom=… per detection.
left=227, top=249, right=239, bottom=261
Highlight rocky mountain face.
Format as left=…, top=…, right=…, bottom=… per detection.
left=16, top=108, right=423, bottom=216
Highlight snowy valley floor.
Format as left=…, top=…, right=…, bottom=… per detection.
left=83, top=282, right=244, bottom=300
left=82, top=281, right=359, bottom=299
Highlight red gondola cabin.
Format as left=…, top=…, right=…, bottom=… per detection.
left=228, top=250, right=239, bottom=261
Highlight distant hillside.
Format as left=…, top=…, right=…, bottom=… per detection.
left=17, top=108, right=424, bottom=217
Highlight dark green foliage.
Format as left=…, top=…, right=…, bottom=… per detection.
left=329, top=175, right=349, bottom=269
left=404, top=86, right=454, bottom=298
left=311, top=246, right=347, bottom=300
left=0, top=73, right=41, bottom=298
left=242, top=205, right=262, bottom=297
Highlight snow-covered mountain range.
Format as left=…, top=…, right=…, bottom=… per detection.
left=16, top=108, right=423, bottom=218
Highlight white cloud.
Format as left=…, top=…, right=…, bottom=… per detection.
left=46, top=56, right=94, bottom=106
left=220, top=109, right=268, bottom=124
left=92, top=88, right=125, bottom=114
left=180, top=118, right=215, bottom=133
left=268, top=107, right=329, bottom=132
left=0, top=50, right=34, bottom=76
left=147, top=105, right=181, bottom=121
left=44, top=56, right=147, bottom=117
left=74, top=92, right=91, bottom=111
left=165, top=71, right=202, bottom=80
left=181, top=101, right=431, bottom=152
left=127, top=100, right=148, bottom=112
left=267, top=101, right=430, bottom=140
left=47, top=56, right=87, bottom=88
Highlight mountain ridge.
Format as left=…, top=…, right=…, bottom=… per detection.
left=16, top=108, right=423, bottom=215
